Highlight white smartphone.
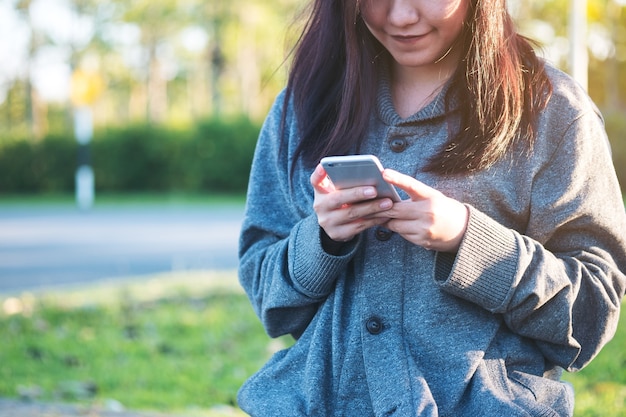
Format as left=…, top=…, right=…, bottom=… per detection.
left=320, top=154, right=401, bottom=202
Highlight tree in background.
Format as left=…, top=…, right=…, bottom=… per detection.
left=112, top=0, right=191, bottom=123
left=14, top=0, right=45, bottom=139
left=514, top=0, right=626, bottom=109
left=0, top=0, right=623, bottom=137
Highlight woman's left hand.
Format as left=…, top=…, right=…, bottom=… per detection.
left=375, top=169, right=469, bottom=252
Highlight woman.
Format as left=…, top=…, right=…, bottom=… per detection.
left=238, top=0, right=626, bottom=415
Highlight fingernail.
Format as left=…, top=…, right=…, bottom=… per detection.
left=364, top=187, right=376, bottom=197
left=380, top=199, right=392, bottom=209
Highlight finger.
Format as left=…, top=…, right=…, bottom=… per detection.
left=365, top=197, right=404, bottom=217
left=343, top=186, right=380, bottom=205
left=323, top=183, right=381, bottom=207
left=343, top=197, right=394, bottom=219
left=324, top=216, right=389, bottom=242
left=382, top=169, right=436, bottom=201
left=311, top=164, right=334, bottom=193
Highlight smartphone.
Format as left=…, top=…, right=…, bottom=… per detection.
left=320, top=154, right=401, bottom=202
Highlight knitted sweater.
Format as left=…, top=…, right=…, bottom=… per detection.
left=237, top=63, right=626, bottom=416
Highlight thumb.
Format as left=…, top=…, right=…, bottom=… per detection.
left=311, top=164, right=334, bottom=192
left=382, top=169, right=436, bottom=201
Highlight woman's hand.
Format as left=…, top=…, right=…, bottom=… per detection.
left=311, top=164, right=394, bottom=243
left=378, top=169, right=469, bottom=252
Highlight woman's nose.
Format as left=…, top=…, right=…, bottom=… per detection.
left=388, top=0, right=419, bottom=27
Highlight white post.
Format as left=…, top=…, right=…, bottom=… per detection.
left=569, top=0, right=588, bottom=90
left=74, top=106, right=95, bottom=210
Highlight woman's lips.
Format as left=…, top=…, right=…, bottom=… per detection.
left=391, top=33, right=428, bottom=43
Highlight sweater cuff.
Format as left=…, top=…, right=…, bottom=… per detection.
left=434, top=205, right=519, bottom=313
left=288, top=215, right=359, bottom=299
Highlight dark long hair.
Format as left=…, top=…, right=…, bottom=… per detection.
left=286, top=0, right=552, bottom=174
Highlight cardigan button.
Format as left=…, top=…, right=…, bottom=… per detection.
left=375, top=227, right=393, bottom=241
left=389, top=137, right=408, bottom=153
left=365, top=317, right=383, bottom=335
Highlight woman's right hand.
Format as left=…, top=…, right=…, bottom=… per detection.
left=310, top=164, right=394, bottom=242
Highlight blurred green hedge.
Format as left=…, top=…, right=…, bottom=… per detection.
left=605, top=110, right=626, bottom=191
left=0, top=117, right=260, bottom=194
left=0, top=134, right=76, bottom=193
left=1, top=112, right=625, bottom=195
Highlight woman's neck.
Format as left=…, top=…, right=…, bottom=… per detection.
left=390, top=48, right=461, bottom=119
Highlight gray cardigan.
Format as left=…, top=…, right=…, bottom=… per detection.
left=237, top=64, right=626, bottom=416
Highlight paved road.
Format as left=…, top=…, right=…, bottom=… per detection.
left=0, top=203, right=244, bottom=293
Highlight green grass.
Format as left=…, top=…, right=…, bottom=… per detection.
left=562, top=304, right=626, bottom=416
left=0, top=272, right=285, bottom=416
left=0, top=272, right=624, bottom=416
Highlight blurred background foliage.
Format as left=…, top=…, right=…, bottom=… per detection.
left=0, top=0, right=625, bottom=194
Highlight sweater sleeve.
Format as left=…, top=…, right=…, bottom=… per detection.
left=434, top=108, right=626, bottom=372
left=238, top=92, right=359, bottom=339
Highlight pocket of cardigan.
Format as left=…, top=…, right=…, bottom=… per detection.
left=509, top=370, right=574, bottom=417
